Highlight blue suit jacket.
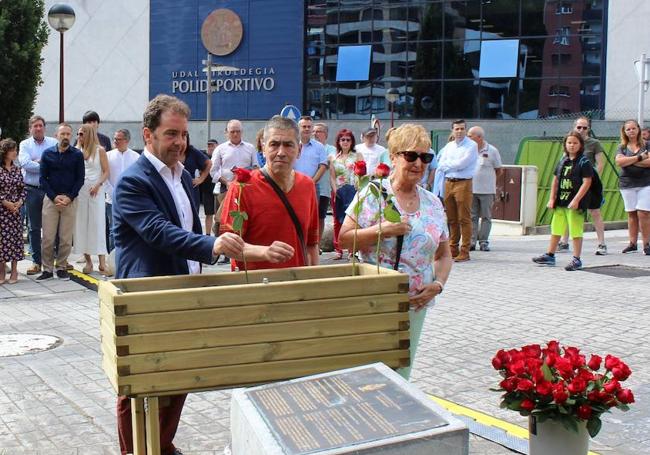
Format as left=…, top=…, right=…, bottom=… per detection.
left=112, top=154, right=215, bottom=279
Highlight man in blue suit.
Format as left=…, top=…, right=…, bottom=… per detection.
left=112, top=94, right=244, bottom=455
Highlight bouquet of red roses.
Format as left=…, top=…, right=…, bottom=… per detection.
left=491, top=340, right=634, bottom=437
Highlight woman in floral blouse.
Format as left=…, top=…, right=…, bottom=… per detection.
left=0, top=139, right=26, bottom=284
left=338, top=124, right=453, bottom=379
left=329, top=129, right=363, bottom=259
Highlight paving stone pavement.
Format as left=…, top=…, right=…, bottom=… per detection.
left=0, top=230, right=648, bottom=454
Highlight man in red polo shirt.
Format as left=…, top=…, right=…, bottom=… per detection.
left=220, top=116, right=320, bottom=268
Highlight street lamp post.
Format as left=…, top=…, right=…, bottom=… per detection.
left=385, top=88, right=399, bottom=128
left=47, top=3, right=76, bottom=124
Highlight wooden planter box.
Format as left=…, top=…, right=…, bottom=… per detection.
left=99, top=263, right=411, bottom=398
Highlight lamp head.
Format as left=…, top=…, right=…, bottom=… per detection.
left=48, top=3, right=76, bottom=32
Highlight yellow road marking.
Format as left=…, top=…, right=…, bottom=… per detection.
left=68, top=269, right=100, bottom=287
left=429, top=395, right=600, bottom=455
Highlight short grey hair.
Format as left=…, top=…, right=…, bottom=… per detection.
left=263, top=116, right=299, bottom=142
left=468, top=126, right=485, bottom=138
left=313, top=122, right=328, bottom=134
left=116, top=128, right=131, bottom=141
left=226, top=119, right=242, bottom=132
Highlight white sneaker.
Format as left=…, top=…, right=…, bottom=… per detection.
left=595, top=244, right=607, bottom=256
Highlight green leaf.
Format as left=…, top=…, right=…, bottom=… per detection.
left=368, top=182, right=381, bottom=199
left=384, top=203, right=401, bottom=222
left=229, top=210, right=239, bottom=218
left=232, top=216, right=244, bottom=232
left=241, top=212, right=248, bottom=220
left=587, top=416, right=602, bottom=437
left=541, top=363, right=553, bottom=382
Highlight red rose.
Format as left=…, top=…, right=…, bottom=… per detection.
left=612, top=363, right=631, bottom=381
left=546, top=340, right=561, bottom=353
left=375, top=163, right=390, bottom=178
left=517, top=379, right=534, bottom=392
left=508, top=360, right=526, bottom=376
left=353, top=160, right=367, bottom=176
left=567, top=378, right=587, bottom=394
left=232, top=167, right=252, bottom=183
left=536, top=381, right=553, bottom=396
left=555, top=357, right=574, bottom=379
left=577, top=368, right=595, bottom=382
left=552, top=385, right=569, bottom=404
left=603, top=379, right=621, bottom=394
left=522, top=344, right=542, bottom=358
left=604, top=354, right=620, bottom=371
left=587, top=391, right=601, bottom=402
left=588, top=354, right=602, bottom=371
left=500, top=377, right=518, bottom=392
left=520, top=399, right=535, bottom=412
left=545, top=353, right=557, bottom=367
left=617, top=389, right=635, bottom=404
left=576, top=404, right=592, bottom=420
left=491, top=356, right=503, bottom=370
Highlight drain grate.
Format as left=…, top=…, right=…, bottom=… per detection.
left=0, top=334, right=63, bottom=357
left=581, top=264, right=650, bottom=278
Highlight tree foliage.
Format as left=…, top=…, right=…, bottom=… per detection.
left=0, top=0, right=49, bottom=140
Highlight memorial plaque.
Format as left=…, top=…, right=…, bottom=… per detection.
left=247, top=366, right=449, bottom=454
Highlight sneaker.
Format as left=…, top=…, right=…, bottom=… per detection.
left=56, top=269, right=70, bottom=280
left=644, top=244, right=650, bottom=256
left=557, top=242, right=569, bottom=252
left=26, top=264, right=41, bottom=275
left=565, top=256, right=583, bottom=271
left=36, top=271, right=54, bottom=281
left=622, top=243, right=638, bottom=254
left=595, top=244, right=608, bottom=256
left=532, top=253, right=556, bottom=266
left=479, top=243, right=490, bottom=252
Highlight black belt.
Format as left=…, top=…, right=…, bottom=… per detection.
left=446, top=177, right=471, bottom=182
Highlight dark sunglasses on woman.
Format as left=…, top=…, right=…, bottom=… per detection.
left=398, top=151, right=434, bottom=164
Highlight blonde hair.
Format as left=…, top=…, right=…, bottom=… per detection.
left=387, top=124, right=432, bottom=160
left=78, top=124, right=100, bottom=160
left=620, top=119, right=645, bottom=150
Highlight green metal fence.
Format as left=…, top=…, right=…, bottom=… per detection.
left=515, top=137, right=626, bottom=225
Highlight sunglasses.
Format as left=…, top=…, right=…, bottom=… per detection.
left=576, top=126, right=589, bottom=130
left=77, top=132, right=84, bottom=136
left=339, top=137, right=352, bottom=142
left=398, top=151, right=434, bottom=163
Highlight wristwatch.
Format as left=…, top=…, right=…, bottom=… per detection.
left=433, top=280, right=444, bottom=294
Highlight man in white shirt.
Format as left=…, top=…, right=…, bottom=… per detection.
left=313, top=122, right=337, bottom=240
left=354, top=127, right=390, bottom=176
left=468, top=126, right=502, bottom=252
left=105, top=129, right=139, bottom=252
left=18, top=115, right=58, bottom=275
left=112, top=94, right=245, bottom=455
left=437, top=119, right=478, bottom=262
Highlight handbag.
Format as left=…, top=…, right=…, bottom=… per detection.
left=260, top=168, right=308, bottom=265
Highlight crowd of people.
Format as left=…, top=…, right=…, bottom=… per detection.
left=0, top=106, right=647, bottom=287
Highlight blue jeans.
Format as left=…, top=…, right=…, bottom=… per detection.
left=106, top=203, right=114, bottom=252
left=25, top=187, right=45, bottom=265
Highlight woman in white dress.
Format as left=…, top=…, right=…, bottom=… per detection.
left=74, top=124, right=110, bottom=274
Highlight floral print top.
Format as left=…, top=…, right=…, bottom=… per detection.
left=346, top=179, right=449, bottom=308
left=332, top=152, right=361, bottom=188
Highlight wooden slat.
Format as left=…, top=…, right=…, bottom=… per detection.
left=110, top=264, right=360, bottom=293
left=115, top=274, right=408, bottom=315
left=131, top=398, right=146, bottom=455
left=99, top=301, right=116, bottom=329
left=116, top=331, right=410, bottom=374
left=98, top=281, right=124, bottom=307
left=115, top=312, right=409, bottom=355
left=115, top=294, right=407, bottom=334
left=145, top=397, right=160, bottom=455
left=101, top=349, right=119, bottom=394
left=122, top=350, right=409, bottom=396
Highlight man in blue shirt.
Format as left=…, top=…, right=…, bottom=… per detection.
left=18, top=115, right=58, bottom=275
left=295, top=116, right=329, bottom=239
left=437, top=119, right=478, bottom=262
left=37, top=123, right=85, bottom=281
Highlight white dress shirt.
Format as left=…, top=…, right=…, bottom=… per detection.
left=209, top=140, right=258, bottom=186
left=143, top=149, right=199, bottom=275
left=106, top=147, right=140, bottom=203
left=437, top=136, right=478, bottom=180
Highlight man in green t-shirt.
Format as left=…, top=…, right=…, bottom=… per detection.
left=558, top=116, right=607, bottom=255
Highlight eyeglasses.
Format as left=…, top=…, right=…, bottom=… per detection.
left=576, top=126, right=589, bottom=130
left=339, top=137, right=352, bottom=142
left=398, top=151, right=434, bottom=163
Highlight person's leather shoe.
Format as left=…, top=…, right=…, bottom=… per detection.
left=26, top=264, right=41, bottom=275
left=454, top=253, right=470, bottom=262
left=450, top=246, right=459, bottom=257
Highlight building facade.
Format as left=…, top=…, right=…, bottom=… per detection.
left=31, top=0, right=650, bottom=146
